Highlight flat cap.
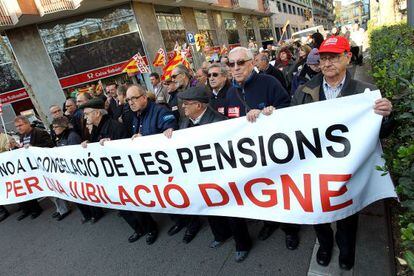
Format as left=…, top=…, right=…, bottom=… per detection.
left=178, top=85, right=210, bottom=103
left=78, top=98, right=105, bottom=109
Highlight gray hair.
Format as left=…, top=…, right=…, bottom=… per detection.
left=174, top=64, right=191, bottom=79
left=208, top=63, right=228, bottom=76
left=14, top=115, right=30, bottom=124
left=229, top=46, right=254, bottom=60
left=127, top=84, right=147, bottom=96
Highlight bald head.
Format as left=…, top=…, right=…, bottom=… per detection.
left=126, top=85, right=148, bottom=113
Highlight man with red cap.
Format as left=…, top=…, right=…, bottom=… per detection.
left=290, top=36, right=394, bottom=270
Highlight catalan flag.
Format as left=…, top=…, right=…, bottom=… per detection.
left=122, top=55, right=139, bottom=76
left=162, top=51, right=191, bottom=81
left=153, top=48, right=166, bottom=67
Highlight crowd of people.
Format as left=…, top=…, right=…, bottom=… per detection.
left=0, top=28, right=393, bottom=270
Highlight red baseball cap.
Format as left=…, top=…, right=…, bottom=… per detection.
left=319, top=36, right=351, bottom=54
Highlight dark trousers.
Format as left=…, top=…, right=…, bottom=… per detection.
left=263, top=221, right=300, bottom=235
left=314, top=214, right=359, bottom=257
left=121, top=211, right=157, bottom=234
left=170, top=214, right=201, bottom=234
left=208, top=216, right=252, bottom=251
left=19, top=200, right=42, bottom=215
left=350, top=46, right=363, bottom=65
left=0, top=206, right=7, bottom=213
left=76, top=204, right=103, bottom=220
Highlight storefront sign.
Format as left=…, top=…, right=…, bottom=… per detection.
left=0, top=88, right=29, bottom=104
left=59, top=61, right=129, bottom=88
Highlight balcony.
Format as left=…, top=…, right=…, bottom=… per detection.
left=0, top=0, right=20, bottom=26
left=231, top=0, right=259, bottom=11
left=34, top=0, right=83, bottom=16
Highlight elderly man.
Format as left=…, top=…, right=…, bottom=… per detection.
left=225, top=46, right=300, bottom=250
left=105, top=83, right=122, bottom=119
left=74, top=92, right=93, bottom=141
left=150, top=72, right=169, bottom=105
left=254, top=52, right=287, bottom=90
left=49, top=104, right=65, bottom=143
left=195, top=68, right=208, bottom=86
left=173, top=85, right=252, bottom=262
left=291, top=36, right=394, bottom=270
left=13, top=115, right=54, bottom=220
left=208, top=63, right=230, bottom=114
left=118, top=84, right=177, bottom=245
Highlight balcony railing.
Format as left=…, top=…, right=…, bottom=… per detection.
left=34, top=0, right=82, bottom=16
left=0, top=0, right=21, bottom=26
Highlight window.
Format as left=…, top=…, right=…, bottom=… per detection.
left=242, top=15, right=256, bottom=41
left=195, top=10, right=216, bottom=46
left=293, top=6, right=296, bottom=15
left=288, top=5, right=292, bottom=14
left=38, top=4, right=144, bottom=78
left=155, top=6, right=186, bottom=51
left=222, top=12, right=239, bottom=45
left=283, top=3, right=287, bottom=13
left=258, top=17, right=273, bottom=42
left=277, top=1, right=281, bottom=12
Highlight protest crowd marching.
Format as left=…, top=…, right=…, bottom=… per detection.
left=0, top=23, right=394, bottom=270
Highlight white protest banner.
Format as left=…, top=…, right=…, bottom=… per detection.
left=0, top=90, right=397, bottom=224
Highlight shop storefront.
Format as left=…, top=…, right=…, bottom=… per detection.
left=38, top=3, right=147, bottom=94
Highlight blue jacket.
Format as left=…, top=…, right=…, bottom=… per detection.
left=225, top=71, right=291, bottom=118
left=129, top=101, right=178, bottom=136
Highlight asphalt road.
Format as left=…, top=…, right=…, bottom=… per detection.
left=0, top=200, right=316, bottom=276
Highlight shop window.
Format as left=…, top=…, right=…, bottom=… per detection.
left=258, top=17, right=273, bottom=42
left=48, top=32, right=144, bottom=78
left=242, top=15, right=256, bottom=41
left=195, top=10, right=216, bottom=46
left=156, top=6, right=186, bottom=51
left=0, top=37, right=23, bottom=94
left=222, top=13, right=239, bottom=45
left=38, top=4, right=138, bottom=53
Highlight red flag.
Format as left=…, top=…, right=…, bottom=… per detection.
left=153, top=48, right=166, bottom=67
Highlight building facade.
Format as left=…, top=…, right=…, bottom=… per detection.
left=334, top=0, right=369, bottom=28
left=273, top=0, right=314, bottom=39
left=370, top=0, right=407, bottom=27
left=312, top=0, right=334, bottom=30
left=0, top=0, right=278, bottom=129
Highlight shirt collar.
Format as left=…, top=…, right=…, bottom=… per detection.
left=323, top=75, right=346, bottom=90
left=190, top=107, right=207, bottom=125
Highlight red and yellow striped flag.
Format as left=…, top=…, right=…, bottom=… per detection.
left=162, top=51, right=190, bottom=80
left=153, top=48, right=166, bottom=67
left=122, top=56, right=139, bottom=76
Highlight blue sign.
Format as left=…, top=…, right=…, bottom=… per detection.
left=186, top=32, right=195, bottom=45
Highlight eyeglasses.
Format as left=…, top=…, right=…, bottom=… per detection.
left=227, top=58, right=252, bottom=68
left=171, top=72, right=182, bottom=79
left=125, top=94, right=144, bottom=103
left=208, top=72, right=220, bottom=78
left=320, top=53, right=346, bottom=64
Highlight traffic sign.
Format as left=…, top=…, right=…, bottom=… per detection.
left=186, top=32, right=195, bottom=45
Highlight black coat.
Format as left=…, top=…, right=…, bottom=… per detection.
left=179, top=106, right=227, bottom=129
left=90, top=114, right=128, bottom=142
left=55, top=129, right=82, bottom=147
left=210, top=82, right=230, bottom=115
left=261, top=65, right=288, bottom=90
left=20, top=127, right=54, bottom=148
